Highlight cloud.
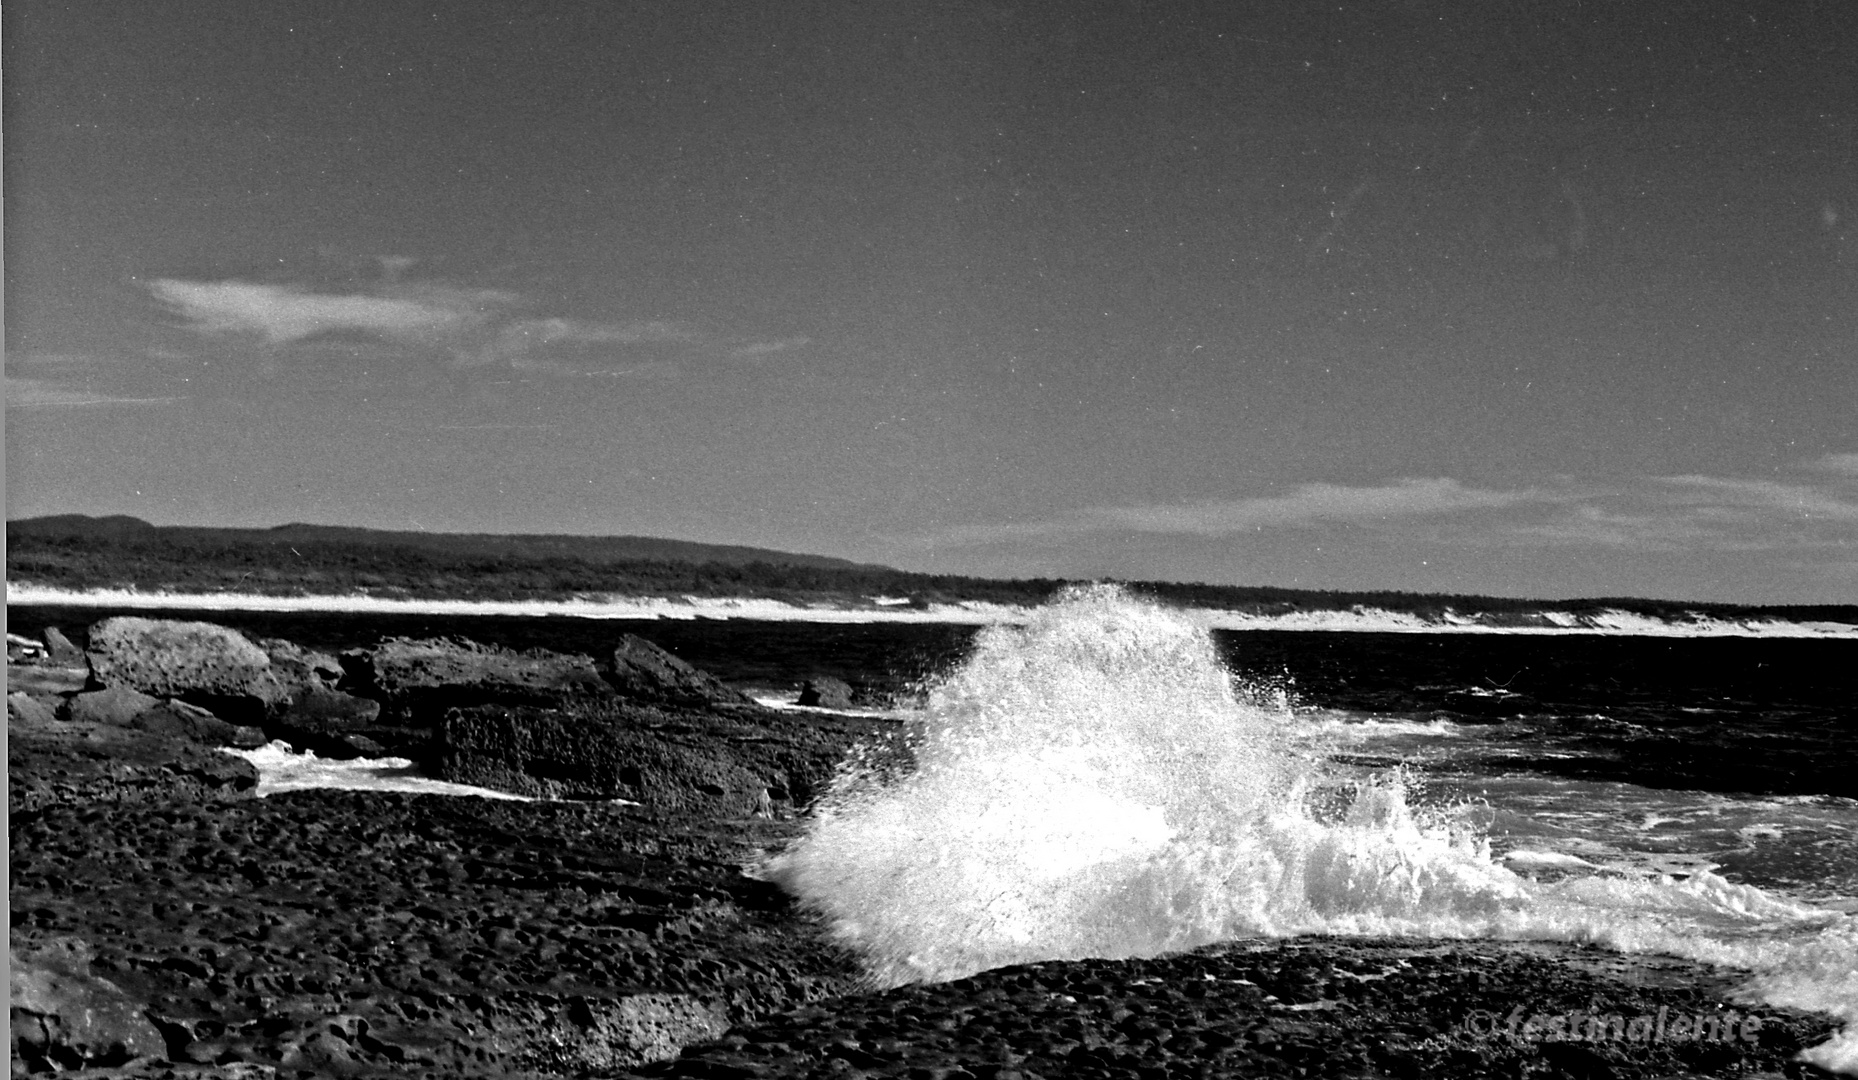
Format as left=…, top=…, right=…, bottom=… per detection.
left=1655, top=474, right=1858, bottom=523
left=1513, top=504, right=1737, bottom=551
left=483, top=318, right=695, bottom=371
left=1092, top=478, right=1538, bottom=535
left=149, top=279, right=515, bottom=347
left=147, top=277, right=701, bottom=377
left=940, top=478, right=1548, bottom=545
left=1512, top=459, right=1858, bottom=551
left=5, top=377, right=180, bottom=408
left=730, top=336, right=811, bottom=361
left=934, top=461, right=1858, bottom=556
left=1806, top=452, right=1858, bottom=477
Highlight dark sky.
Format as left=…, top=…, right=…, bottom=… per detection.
left=7, top=1, right=1856, bottom=603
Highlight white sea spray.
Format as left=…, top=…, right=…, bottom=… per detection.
left=763, top=584, right=1857, bottom=1072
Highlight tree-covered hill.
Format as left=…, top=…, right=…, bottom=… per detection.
left=8, top=515, right=1856, bottom=627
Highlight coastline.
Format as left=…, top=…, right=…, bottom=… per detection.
left=10, top=583, right=1858, bottom=638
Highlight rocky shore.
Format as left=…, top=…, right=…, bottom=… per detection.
left=8, top=618, right=1843, bottom=1078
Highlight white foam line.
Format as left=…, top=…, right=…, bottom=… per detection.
left=223, top=742, right=638, bottom=803
left=1194, top=606, right=1858, bottom=638
left=5, top=585, right=1028, bottom=624
left=8, top=586, right=1855, bottom=637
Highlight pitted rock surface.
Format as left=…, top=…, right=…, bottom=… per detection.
left=627, top=939, right=1841, bottom=1080
left=254, top=637, right=345, bottom=686
left=8, top=714, right=260, bottom=816
left=10, top=792, right=865, bottom=1078
left=11, top=936, right=167, bottom=1071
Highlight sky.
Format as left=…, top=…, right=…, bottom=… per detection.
left=5, top=1, right=1856, bottom=605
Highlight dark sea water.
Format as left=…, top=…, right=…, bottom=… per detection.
left=16, top=601, right=1855, bottom=802
left=10, top=592, right=1857, bottom=1068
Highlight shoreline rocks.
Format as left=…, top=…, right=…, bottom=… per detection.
left=85, top=618, right=293, bottom=723
left=338, top=636, right=617, bottom=722
left=795, top=676, right=855, bottom=710
left=9, top=793, right=869, bottom=1078
left=8, top=618, right=1846, bottom=1079
left=604, top=635, right=758, bottom=709
left=11, top=938, right=168, bottom=1072
left=7, top=712, right=260, bottom=817
left=435, top=701, right=901, bottom=814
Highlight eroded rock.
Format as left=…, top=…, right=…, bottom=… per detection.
left=9, top=936, right=166, bottom=1071
left=605, top=635, right=756, bottom=708
left=8, top=690, right=61, bottom=726
left=528, top=994, right=730, bottom=1072
left=436, top=700, right=903, bottom=815
left=85, top=617, right=292, bottom=723
left=42, top=626, right=87, bottom=666
left=8, top=713, right=260, bottom=816
left=67, top=685, right=164, bottom=726
left=796, top=676, right=856, bottom=710
left=340, top=636, right=615, bottom=723
left=254, top=637, right=344, bottom=685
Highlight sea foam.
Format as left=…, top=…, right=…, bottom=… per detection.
left=763, top=584, right=1857, bottom=1072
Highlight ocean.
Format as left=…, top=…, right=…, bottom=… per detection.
left=10, top=585, right=1857, bottom=1072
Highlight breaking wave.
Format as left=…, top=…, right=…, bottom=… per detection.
left=764, top=584, right=1856, bottom=1071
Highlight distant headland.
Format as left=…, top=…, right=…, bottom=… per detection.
left=8, top=515, right=1857, bottom=637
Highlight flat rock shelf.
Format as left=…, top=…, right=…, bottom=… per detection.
left=11, top=788, right=1840, bottom=1080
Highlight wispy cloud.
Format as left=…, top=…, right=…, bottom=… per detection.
left=1654, top=473, right=1858, bottom=523
left=1806, top=452, right=1858, bottom=477
left=149, top=279, right=515, bottom=347
left=1095, top=478, right=1539, bottom=534
left=940, top=478, right=1550, bottom=545
left=730, top=336, right=811, bottom=361
left=934, top=458, right=1858, bottom=556
left=1477, top=456, right=1858, bottom=552
left=5, top=377, right=180, bottom=408
left=146, top=277, right=704, bottom=377
left=483, top=317, right=695, bottom=372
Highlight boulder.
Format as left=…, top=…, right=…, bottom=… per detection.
left=8, top=712, right=260, bottom=816
left=604, top=635, right=755, bottom=707
left=128, top=699, right=265, bottom=748
left=340, top=636, right=615, bottom=722
left=9, top=937, right=166, bottom=1070
left=436, top=700, right=904, bottom=816
left=66, top=685, right=163, bottom=726
left=84, top=618, right=384, bottom=739
left=262, top=684, right=385, bottom=759
left=66, top=685, right=266, bottom=748
left=796, top=676, right=856, bottom=710
left=257, top=636, right=345, bottom=685
left=85, top=617, right=293, bottom=723
left=41, top=626, right=87, bottom=666
left=438, top=704, right=770, bottom=814
left=324, top=733, right=387, bottom=759
left=8, top=691, right=60, bottom=726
